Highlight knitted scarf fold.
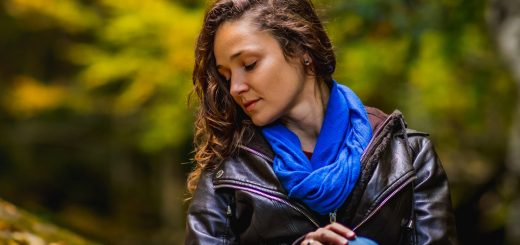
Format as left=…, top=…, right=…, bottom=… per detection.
left=262, top=81, right=372, bottom=215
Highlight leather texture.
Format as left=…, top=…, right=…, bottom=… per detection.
left=185, top=107, right=458, bottom=245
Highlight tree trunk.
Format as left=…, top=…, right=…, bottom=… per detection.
left=158, top=152, right=185, bottom=243
left=487, top=0, right=520, bottom=243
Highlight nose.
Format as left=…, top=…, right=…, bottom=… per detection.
left=229, top=74, right=249, bottom=97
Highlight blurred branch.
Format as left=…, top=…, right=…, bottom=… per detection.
left=0, top=198, right=98, bottom=245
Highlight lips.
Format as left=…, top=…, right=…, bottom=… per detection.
left=243, top=99, right=260, bottom=112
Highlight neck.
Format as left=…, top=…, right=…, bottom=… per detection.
left=283, top=79, right=330, bottom=152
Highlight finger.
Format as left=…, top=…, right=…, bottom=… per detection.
left=325, top=222, right=356, bottom=239
left=306, top=228, right=349, bottom=245
left=301, top=239, right=323, bottom=245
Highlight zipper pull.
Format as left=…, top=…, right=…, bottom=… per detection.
left=227, top=204, right=232, bottom=217
left=329, top=210, right=337, bottom=223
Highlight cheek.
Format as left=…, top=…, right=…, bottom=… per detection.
left=230, top=93, right=238, bottom=101
left=231, top=95, right=241, bottom=107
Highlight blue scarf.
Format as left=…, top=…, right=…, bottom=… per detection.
left=262, top=81, right=372, bottom=215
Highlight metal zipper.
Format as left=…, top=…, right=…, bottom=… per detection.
left=329, top=210, right=337, bottom=223
left=352, top=176, right=416, bottom=231
left=214, top=183, right=320, bottom=228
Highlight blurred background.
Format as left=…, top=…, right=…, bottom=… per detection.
left=0, top=0, right=518, bottom=244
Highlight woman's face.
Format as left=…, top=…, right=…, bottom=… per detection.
left=214, top=17, right=312, bottom=126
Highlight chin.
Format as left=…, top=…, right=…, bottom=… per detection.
left=250, top=114, right=275, bottom=127
left=251, top=118, right=268, bottom=127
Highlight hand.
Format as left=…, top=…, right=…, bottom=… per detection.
left=300, top=222, right=356, bottom=245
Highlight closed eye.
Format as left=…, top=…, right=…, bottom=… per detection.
left=244, top=61, right=257, bottom=71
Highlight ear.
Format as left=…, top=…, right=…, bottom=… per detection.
left=302, top=53, right=312, bottom=65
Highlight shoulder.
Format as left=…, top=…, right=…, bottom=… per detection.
left=364, top=105, right=430, bottom=138
left=364, top=106, right=388, bottom=132
left=364, top=106, right=428, bottom=138
left=364, top=106, right=436, bottom=164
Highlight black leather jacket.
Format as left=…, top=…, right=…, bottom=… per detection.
left=185, top=108, right=458, bottom=245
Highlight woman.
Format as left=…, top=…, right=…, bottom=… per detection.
left=185, top=0, right=458, bottom=244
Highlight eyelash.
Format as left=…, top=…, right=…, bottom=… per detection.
left=244, top=61, right=257, bottom=71
left=220, top=61, right=256, bottom=82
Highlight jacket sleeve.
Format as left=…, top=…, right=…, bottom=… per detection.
left=410, top=136, right=458, bottom=245
left=185, top=170, right=236, bottom=245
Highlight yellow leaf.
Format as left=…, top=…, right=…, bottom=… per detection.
left=5, top=76, right=65, bottom=117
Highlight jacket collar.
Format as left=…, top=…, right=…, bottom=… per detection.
left=213, top=107, right=407, bottom=193
left=240, top=106, right=394, bottom=162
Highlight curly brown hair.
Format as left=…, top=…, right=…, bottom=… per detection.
left=187, top=0, right=336, bottom=194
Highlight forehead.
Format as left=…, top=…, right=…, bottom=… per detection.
left=213, top=17, right=277, bottom=63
